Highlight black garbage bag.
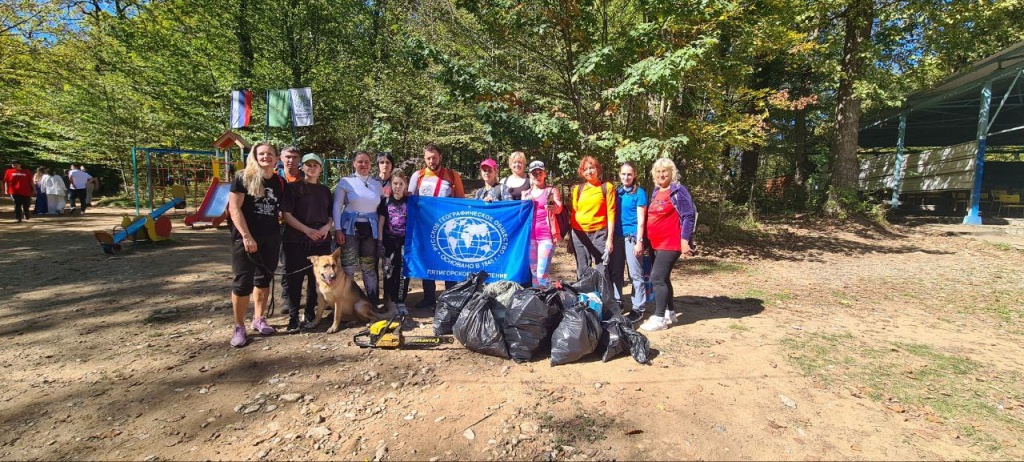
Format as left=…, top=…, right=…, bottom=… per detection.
left=550, top=303, right=603, bottom=366
left=434, top=271, right=488, bottom=335
left=534, top=284, right=577, bottom=312
left=623, top=323, right=651, bottom=364
left=504, top=289, right=561, bottom=363
left=483, top=280, right=522, bottom=327
left=599, top=314, right=630, bottom=362
left=453, top=293, right=509, bottom=359
left=569, top=268, right=620, bottom=319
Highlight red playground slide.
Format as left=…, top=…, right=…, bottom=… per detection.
left=184, top=178, right=231, bottom=227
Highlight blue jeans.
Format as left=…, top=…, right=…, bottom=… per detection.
left=610, top=234, right=647, bottom=311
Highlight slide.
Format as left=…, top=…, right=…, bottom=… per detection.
left=94, top=197, right=183, bottom=254
left=184, top=178, right=231, bottom=227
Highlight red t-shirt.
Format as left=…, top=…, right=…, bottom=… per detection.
left=647, top=189, right=681, bottom=252
left=4, top=168, right=33, bottom=196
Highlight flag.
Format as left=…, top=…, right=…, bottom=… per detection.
left=290, top=87, right=313, bottom=127
left=405, top=196, right=534, bottom=284
left=267, top=90, right=291, bottom=127
left=229, top=90, right=252, bottom=128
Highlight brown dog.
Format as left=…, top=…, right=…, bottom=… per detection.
left=308, top=248, right=393, bottom=333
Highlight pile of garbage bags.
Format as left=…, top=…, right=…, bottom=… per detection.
left=437, top=269, right=651, bottom=365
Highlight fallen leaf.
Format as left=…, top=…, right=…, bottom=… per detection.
left=625, top=429, right=643, bottom=436
left=851, top=444, right=862, bottom=451
left=886, top=404, right=906, bottom=413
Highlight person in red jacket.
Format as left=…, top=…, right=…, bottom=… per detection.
left=4, top=160, right=34, bottom=223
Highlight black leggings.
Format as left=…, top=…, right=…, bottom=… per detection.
left=283, top=240, right=332, bottom=323
left=382, top=235, right=409, bottom=303
left=650, top=250, right=681, bottom=317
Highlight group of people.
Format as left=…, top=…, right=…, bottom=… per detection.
left=3, top=160, right=98, bottom=222
left=227, top=143, right=696, bottom=347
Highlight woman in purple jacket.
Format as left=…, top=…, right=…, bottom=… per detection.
left=639, top=157, right=696, bottom=332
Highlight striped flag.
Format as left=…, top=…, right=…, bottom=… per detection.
left=229, top=90, right=252, bottom=128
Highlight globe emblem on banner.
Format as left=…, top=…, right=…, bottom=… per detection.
left=432, top=212, right=507, bottom=266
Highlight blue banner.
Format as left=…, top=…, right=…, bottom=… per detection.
left=405, top=196, right=534, bottom=284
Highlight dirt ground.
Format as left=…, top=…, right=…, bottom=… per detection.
left=1, top=200, right=1023, bottom=461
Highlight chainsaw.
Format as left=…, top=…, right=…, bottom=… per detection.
left=353, top=314, right=455, bottom=349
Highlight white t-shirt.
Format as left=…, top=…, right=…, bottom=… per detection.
left=337, top=176, right=382, bottom=215
left=409, top=169, right=456, bottom=197
left=68, top=169, right=92, bottom=190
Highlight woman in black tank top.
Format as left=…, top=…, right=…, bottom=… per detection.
left=503, top=151, right=530, bottom=200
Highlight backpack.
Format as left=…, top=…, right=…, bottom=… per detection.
left=415, top=167, right=456, bottom=197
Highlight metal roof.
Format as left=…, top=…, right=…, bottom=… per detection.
left=859, top=41, right=1024, bottom=148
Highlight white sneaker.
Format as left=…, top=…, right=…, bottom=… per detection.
left=639, top=315, right=667, bottom=332
left=665, top=310, right=675, bottom=325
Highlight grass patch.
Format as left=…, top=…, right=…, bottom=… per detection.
left=687, top=259, right=745, bottom=275
left=144, top=308, right=182, bottom=324
left=95, top=193, right=135, bottom=208
left=728, top=323, right=750, bottom=331
left=741, top=288, right=794, bottom=305
left=540, top=411, right=615, bottom=447
left=983, top=241, right=1021, bottom=252
left=782, top=333, right=1024, bottom=456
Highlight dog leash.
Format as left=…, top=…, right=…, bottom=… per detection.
left=246, top=251, right=318, bottom=318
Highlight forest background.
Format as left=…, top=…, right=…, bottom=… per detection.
left=2, top=0, right=1023, bottom=219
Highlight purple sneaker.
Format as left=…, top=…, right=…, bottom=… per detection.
left=230, top=325, right=247, bottom=347
left=251, top=316, right=276, bottom=335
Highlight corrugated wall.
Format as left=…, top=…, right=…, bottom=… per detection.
left=859, top=141, right=977, bottom=192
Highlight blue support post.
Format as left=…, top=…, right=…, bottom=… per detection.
left=132, top=147, right=139, bottom=216
left=889, top=113, right=907, bottom=208
left=964, top=80, right=992, bottom=225
left=146, top=151, right=154, bottom=212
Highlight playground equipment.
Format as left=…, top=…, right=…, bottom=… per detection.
left=94, top=186, right=186, bottom=254
left=183, top=178, right=231, bottom=227
left=131, top=131, right=249, bottom=226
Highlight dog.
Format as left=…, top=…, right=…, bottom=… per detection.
left=308, top=248, right=394, bottom=333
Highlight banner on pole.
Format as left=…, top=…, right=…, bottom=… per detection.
left=289, top=87, right=313, bottom=127
left=229, top=90, right=252, bottom=128
left=404, top=196, right=533, bottom=284
left=267, top=90, right=291, bottom=127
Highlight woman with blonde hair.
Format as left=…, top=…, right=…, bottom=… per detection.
left=227, top=142, right=285, bottom=347
left=33, top=167, right=48, bottom=215
left=501, top=151, right=530, bottom=200
left=639, top=157, right=696, bottom=332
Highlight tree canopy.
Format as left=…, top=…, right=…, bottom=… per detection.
left=2, top=0, right=1021, bottom=213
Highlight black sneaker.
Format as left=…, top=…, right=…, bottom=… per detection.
left=625, top=311, right=644, bottom=324
left=415, top=299, right=436, bottom=310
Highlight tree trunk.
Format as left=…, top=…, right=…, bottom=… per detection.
left=235, top=0, right=254, bottom=85
left=827, top=0, right=874, bottom=215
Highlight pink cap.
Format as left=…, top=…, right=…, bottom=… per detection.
left=480, top=158, right=498, bottom=170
